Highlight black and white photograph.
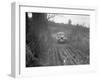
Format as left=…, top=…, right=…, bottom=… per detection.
left=26, top=12, right=90, bottom=67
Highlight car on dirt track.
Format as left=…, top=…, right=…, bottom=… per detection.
left=56, top=32, right=67, bottom=43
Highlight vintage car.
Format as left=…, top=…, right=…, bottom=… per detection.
left=56, top=32, right=67, bottom=43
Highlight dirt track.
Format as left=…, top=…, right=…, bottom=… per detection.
left=38, top=25, right=89, bottom=66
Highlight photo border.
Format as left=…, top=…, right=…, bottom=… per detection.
left=11, top=2, right=96, bottom=78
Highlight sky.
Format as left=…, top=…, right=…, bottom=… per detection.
left=48, top=14, right=90, bottom=27
left=27, top=12, right=90, bottom=27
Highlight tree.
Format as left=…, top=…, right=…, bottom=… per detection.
left=26, top=13, right=50, bottom=66
left=68, top=19, right=72, bottom=25
left=47, top=14, right=56, bottom=21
